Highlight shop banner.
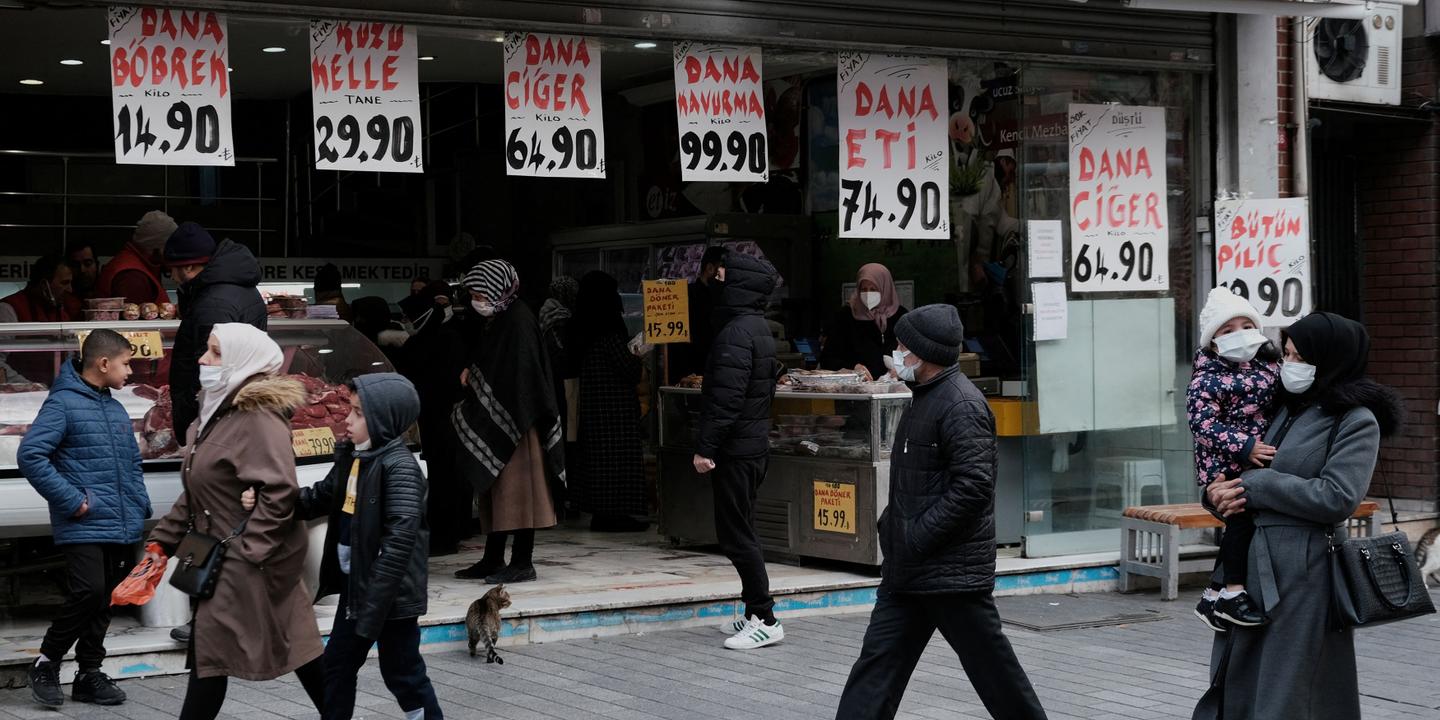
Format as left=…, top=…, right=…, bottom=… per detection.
left=258, top=257, right=443, bottom=284
left=837, top=53, right=949, bottom=239
left=672, top=42, right=767, bottom=183
left=1066, top=103, right=1169, bottom=293
left=309, top=21, right=424, bottom=173
left=503, top=32, right=605, bottom=178
left=642, top=279, right=690, bottom=344
left=108, top=6, right=234, bottom=166
left=1214, top=197, right=1311, bottom=326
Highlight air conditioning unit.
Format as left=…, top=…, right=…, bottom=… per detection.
left=1303, top=9, right=1403, bottom=106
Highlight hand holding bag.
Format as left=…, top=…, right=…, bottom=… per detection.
left=1328, top=529, right=1435, bottom=629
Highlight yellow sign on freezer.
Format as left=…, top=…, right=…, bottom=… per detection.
left=813, top=481, right=856, bottom=534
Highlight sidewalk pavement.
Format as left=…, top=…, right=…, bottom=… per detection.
left=2, top=589, right=1438, bottom=720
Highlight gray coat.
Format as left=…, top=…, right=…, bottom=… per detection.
left=1193, top=380, right=1402, bottom=720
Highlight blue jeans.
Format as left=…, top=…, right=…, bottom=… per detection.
left=323, top=589, right=443, bottom=720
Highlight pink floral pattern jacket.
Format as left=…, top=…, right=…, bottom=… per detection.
left=1185, top=348, right=1280, bottom=487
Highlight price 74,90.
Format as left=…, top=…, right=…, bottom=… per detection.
left=680, top=130, right=766, bottom=175
left=507, top=126, right=599, bottom=172
left=116, top=102, right=222, bottom=155
left=316, top=114, right=417, bottom=164
left=646, top=320, right=686, bottom=337
left=1072, top=241, right=1155, bottom=284
left=840, top=178, right=942, bottom=233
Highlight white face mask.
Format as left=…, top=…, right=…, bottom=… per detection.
left=1215, top=328, right=1267, bottom=364
left=861, top=291, right=882, bottom=310
left=892, top=349, right=917, bottom=382
left=354, top=438, right=372, bottom=451
left=198, top=364, right=226, bottom=391
left=471, top=299, right=496, bottom=317
left=1281, top=361, right=1317, bottom=394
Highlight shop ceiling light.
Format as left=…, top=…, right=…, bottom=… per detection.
left=59, top=59, right=83, bottom=66
left=100, top=39, right=110, bottom=46
left=262, top=46, right=286, bottom=53
left=492, top=35, right=504, bottom=42
left=634, top=41, right=658, bottom=49
left=19, top=79, right=43, bottom=86
left=419, top=55, right=436, bottom=61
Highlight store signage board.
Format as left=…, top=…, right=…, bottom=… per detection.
left=108, top=6, right=235, bottom=166
left=813, top=481, right=856, bottom=534
left=836, top=53, right=949, bottom=240
left=672, top=42, right=767, bottom=183
left=309, top=21, right=424, bottom=173
left=1214, top=197, right=1312, bottom=327
left=257, top=257, right=443, bottom=283
left=642, top=279, right=690, bottom=344
left=75, top=330, right=165, bottom=360
left=291, top=427, right=337, bottom=458
left=1066, top=103, right=1169, bottom=293
left=502, top=32, right=605, bottom=178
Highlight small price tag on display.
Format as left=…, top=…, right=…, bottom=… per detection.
left=108, top=6, right=235, bottom=166
left=642, top=279, right=690, bottom=344
left=75, top=330, right=165, bottom=360
left=309, top=20, right=424, bottom=173
left=813, top=481, right=856, bottom=534
left=836, top=52, right=949, bottom=240
left=1214, top=197, right=1311, bottom=326
left=673, top=42, right=767, bottom=182
left=502, top=32, right=606, bottom=178
left=291, top=427, right=337, bottom=458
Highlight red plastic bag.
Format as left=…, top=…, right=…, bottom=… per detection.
left=111, top=543, right=167, bottom=607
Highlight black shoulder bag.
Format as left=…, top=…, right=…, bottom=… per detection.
left=169, top=447, right=251, bottom=600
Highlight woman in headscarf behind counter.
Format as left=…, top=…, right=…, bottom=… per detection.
left=819, top=263, right=909, bottom=381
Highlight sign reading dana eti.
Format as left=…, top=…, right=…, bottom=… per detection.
left=673, top=42, right=767, bottom=182
left=1214, top=197, right=1312, bottom=326
left=309, top=20, right=424, bottom=173
left=502, top=32, right=605, bottom=178
left=108, top=6, right=234, bottom=166
left=1066, top=103, right=1169, bottom=293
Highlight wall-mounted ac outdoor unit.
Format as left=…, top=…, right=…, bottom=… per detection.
left=1303, top=8, right=1403, bottom=106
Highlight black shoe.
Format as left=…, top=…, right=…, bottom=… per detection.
left=455, top=558, right=504, bottom=580
left=170, top=625, right=192, bottom=643
left=485, top=563, right=538, bottom=584
left=1214, top=592, right=1267, bottom=627
left=1193, top=597, right=1229, bottom=633
left=72, top=670, right=126, bottom=706
left=29, top=660, right=63, bottom=708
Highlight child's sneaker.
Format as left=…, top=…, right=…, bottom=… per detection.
left=724, top=616, right=784, bottom=650
left=72, top=670, right=125, bottom=706
left=1214, top=592, right=1267, bottom=627
left=29, top=660, right=63, bottom=708
left=719, top=618, right=748, bottom=635
left=1193, top=596, right=1229, bottom=633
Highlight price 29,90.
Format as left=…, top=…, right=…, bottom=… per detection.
left=116, top=102, right=223, bottom=157
left=679, top=130, right=766, bottom=176
left=506, top=126, right=600, bottom=173
left=840, top=178, right=942, bottom=234
left=316, top=114, right=417, bottom=165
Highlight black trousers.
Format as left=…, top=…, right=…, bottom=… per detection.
left=177, top=627, right=325, bottom=720
left=324, top=589, right=444, bottom=720
left=1218, top=511, right=1256, bottom=587
left=836, top=591, right=1049, bottom=720
left=711, top=456, right=774, bottom=619
left=40, top=543, right=137, bottom=670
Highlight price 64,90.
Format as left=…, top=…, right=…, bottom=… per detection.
left=680, top=130, right=766, bottom=175
left=840, top=178, right=942, bottom=233
left=116, top=102, right=222, bottom=156
left=316, top=115, right=416, bottom=165
left=507, top=126, right=599, bottom=173
left=1072, top=241, right=1155, bottom=285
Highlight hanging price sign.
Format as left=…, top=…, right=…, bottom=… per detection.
left=502, top=32, right=605, bottom=178
left=108, top=6, right=234, bottom=166
left=310, top=20, right=424, bottom=173
left=75, top=330, right=165, bottom=360
left=673, top=42, right=767, bottom=182
left=1214, top=197, right=1311, bottom=326
left=1066, top=103, right=1169, bottom=293
left=837, top=53, right=949, bottom=239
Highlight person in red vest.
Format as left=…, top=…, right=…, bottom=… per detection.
left=1, top=256, right=74, bottom=324
left=93, top=211, right=175, bottom=308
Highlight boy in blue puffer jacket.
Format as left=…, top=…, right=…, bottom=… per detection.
left=18, top=329, right=150, bottom=709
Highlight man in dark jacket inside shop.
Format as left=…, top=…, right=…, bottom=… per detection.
left=834, top=304, right=1047, bottom=720
left=692, top=250, right=785, bottom=651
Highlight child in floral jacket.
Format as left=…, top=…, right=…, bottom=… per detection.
left=1186, top=287, right=1280, bottom=631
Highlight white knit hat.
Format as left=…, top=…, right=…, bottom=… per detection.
left=1198, top=286, right=1263, bottom=348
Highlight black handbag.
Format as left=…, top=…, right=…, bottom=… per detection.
left=1328, top=529, right=1436, bottom=629
left=168, top=446, right=251, bottom=600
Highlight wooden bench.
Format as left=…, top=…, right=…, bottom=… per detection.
left=1119, top=500, right=1380, bottom=600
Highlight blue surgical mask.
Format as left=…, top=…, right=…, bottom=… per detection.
left=892, top=349, right=917, bottom=382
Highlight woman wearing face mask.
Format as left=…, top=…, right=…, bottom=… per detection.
left=1194, top=311, right=1403, bottom=720
left=819, top=263, right=909, bottom=381
left=451, top=260, right=565, bottom=584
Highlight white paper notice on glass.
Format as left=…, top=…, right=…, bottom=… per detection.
left=1032, top=282, right=1068, bottom=341
left=1028, top=220, right=1064, bottom=279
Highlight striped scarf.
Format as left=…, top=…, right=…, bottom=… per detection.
left=463, top=260, right=520, bottom=312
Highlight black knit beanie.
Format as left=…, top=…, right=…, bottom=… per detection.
left=894, top=304, right=964, bottom=367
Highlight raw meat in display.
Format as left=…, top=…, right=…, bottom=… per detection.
left=288, top=374, right=353, bottom=444
left=138, top=385, right=178, bottom=459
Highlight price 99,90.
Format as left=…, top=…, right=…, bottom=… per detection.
left=507, top=126, right=600, bottom=173
left=116, top=102, right=223, bottom=157
left=316, top=114, right=417, bottom=165
left=840, top=178, right=943, bottom=234
left=679, top=130, right=767, bottom=177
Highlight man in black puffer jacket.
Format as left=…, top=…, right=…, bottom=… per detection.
left=692, top=251, right=784, bottom=651
left=836, top=305, right=1047, bottom=720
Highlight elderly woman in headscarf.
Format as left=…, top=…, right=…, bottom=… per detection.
left=1196, top=312, right=1404, bottom=720
left=144, top=323, right=325, bottom=720
left=451, top=260, right=565, bottom=584
left=820, top=263, right=910, bottom=380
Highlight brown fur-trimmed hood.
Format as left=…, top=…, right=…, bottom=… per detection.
left=231, top=375, right=307, bottom=416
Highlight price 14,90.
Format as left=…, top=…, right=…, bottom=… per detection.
left=316, top=114, right=417, bottom=165
left=680, top=130, right=766, bottom=176
left=840, top=178, right=943, bottom=234
left=116, top=102, right=223, bottom=157
left=507, top=126, right=600, bottom=173
left=1071, top=241, right=1156, bottom=285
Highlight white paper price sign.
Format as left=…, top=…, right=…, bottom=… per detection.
left=837, top=53, right=949, bottom=240
left=108, top=6, right=234, bottom=166
left=503, top=32, right=605, bottom=178
left=310, top=21, right=424, bottom=173
left=1066, top=103, right=1169, bottom=293
left=1214, top=197, right=1311, bottom=326
left=673, top=43, right=767, bottom=182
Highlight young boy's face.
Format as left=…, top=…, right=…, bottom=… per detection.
left=346, top=393, right=370, bottom=447
left=95, top=350, right=134, bottom=390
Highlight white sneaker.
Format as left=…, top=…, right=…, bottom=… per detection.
left=719, top=618, right=748, bottom=635
left=723, top=615, right=784, bottom=650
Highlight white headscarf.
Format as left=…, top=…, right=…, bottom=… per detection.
left=197, top=323, right=284, bottom=434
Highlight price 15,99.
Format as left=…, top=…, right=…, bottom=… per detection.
left=316, top=114, right=417, bottom=166
left=646, top=320, right=686, bottom=338
left=840, top=178, right=943, bottom=234
left=680, top=130, right=766, bottom=177
left=116, top=102, right=223, bottom=157
left=507, top=126, right=600, bottom=173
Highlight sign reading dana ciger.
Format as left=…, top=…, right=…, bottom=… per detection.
left=1214, top=197, right=1312, bottom=326
left=108, top=6, right=234, bottom=166
left=673, top=42, right=767, bottom=182
left=503, top=32, right=605, bottom=178
left=310, top=20, right=424, bottom=173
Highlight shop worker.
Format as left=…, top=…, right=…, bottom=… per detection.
left=94, top=210, right=175, bottom=308
left=19, top=329, right=149, bottom=709
left=835, top=305, right=1048, bottom=720
left=820, top=262, right=909, bottom=381
left=314, top=262, right=352, bottom=322
left=0, top=254, right=74, bottom=323
left=692, top=250, right=785, bottom=650
left=65, top=244, right=100, bottom=309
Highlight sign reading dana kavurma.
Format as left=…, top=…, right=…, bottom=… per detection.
left=309, top=20, right=424, bottom=173
left=108, top=6, right=234, bottom=166
left=503, top=32, right=605, bottom=178
left=1214, top=197, right=1312, bottom=326
left=1066, top=103, right=1169, bottom=293
left=672, top=42, right=767, bottom=183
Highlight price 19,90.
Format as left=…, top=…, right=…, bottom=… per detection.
left=646, top=320, right=686, bottom=338
left=506, top=126, right=600, bottom=173
left=1072, top=241, right=1155, bottom=285
left=116, top=102, right=223, bottom=157
left=1220, top=277, right=1304, bottom=318
left=840, top=178, right=942, bottom=234
left=316, top=114, right=417, bottom=165
left=680, top=130, right=766, bottom=176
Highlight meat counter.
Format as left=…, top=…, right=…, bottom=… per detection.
left=657, top=386, right=911, bottom=566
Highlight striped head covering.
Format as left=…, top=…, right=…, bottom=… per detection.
left=463, top=259, right=520, bottom=312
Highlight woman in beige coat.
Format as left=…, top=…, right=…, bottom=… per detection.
left=146, top=323, right=324, bottom=720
